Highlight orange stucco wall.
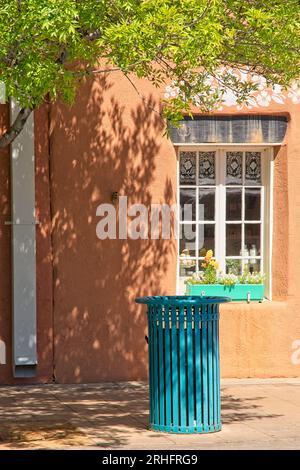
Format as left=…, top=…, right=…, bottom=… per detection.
left=1, top=73, right=300, bottom=384
left=49, top=76, right=177, bottom=382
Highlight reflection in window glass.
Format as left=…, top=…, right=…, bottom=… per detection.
left=179, top=224, right=196, bottom=256
left=198, top=188, right=215, bottom=221
left=226, top=259, right=242, bottom=275
left=180, top=188, right=196, bottom=221
left=245, top=224, right=261, bottom=255
left=226, top=224, right=242, bottom=256
left=226, top=188, right=242, bottom=221
left=199, top=224, right=215, bottom=257
left=245, top=188, right=261, bottom=221
left=248, top=258, right=260, bottom=273
left=179, top=258, right=196, bottom=277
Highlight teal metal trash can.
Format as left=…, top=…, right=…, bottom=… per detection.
left=135, top=296, right=230, bottom=434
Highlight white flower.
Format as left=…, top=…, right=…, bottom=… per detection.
left=256, top=93, right=271, bottom=107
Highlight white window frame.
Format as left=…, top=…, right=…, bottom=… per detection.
left=176, top=145, right=274, bottom=300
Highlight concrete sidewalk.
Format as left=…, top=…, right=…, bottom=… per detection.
left=0, top=379, right=299, bottom=450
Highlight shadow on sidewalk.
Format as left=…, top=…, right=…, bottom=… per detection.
left=0, top=383, right=284, bottom=449
left=221, top=389, right=283, bottom=424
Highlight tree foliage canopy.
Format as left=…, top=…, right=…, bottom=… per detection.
left=0, top=0, right=299, bottom=145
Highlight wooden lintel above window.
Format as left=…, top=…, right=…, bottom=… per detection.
left=170, top=115, right=287, bottom=145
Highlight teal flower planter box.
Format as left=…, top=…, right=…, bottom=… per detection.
left=186, top=283, right=264, bottom=301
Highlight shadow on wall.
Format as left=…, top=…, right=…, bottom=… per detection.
left=49, top=75, right=176, bottom=383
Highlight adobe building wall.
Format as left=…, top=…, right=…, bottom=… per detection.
left=49, top=74, right=300, bottom=382
left=49, top=75, right=177, bottom=382
left=0, top=73, right=300, bottom=383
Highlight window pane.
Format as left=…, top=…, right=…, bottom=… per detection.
left=245, top=152, right=261, bottom=185
left=245, top=188, right=261, bottom=220
left=180, top=224, right=196, bottom=256
left=226, top=259, right=242, bottom=275
left=198, top=188, right=215, bottom=221
left=226, top=151, right=242, bottom=184
left=247, top=258, right=261, bottom=273
left=179, top=258, right=196, bottom=277
left=226, top=224, right=242, bottom=255
left=180, top=152, right=196, bottom=184
left=199, top=224, right=215, bottom=256
left=180, top=188, right=196, bottom=221
left=226, top=188, right=242, bottom=220
left=198, top=152, right=215, bottom=185
left=226, top=258, right=261, bottom=274
left=245, top=224, right=261, bottom=255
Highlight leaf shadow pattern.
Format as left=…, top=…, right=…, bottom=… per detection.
left=48, top=74, right=177, bottom=383
left=0, top=382, right=288, bottom=449
left=221, top=388, right=283, bottom=424
left=0, top=383, right=157, bottom=449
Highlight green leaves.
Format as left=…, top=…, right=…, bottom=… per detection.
left=0, top=0, right=299, bottom=123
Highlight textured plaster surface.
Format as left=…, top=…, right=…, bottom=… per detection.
left=1, top=73, right=300, bottom=383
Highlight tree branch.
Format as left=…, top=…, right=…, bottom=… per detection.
left=0, top=107, right=33, bottom=149
left=123, top=73, right=162, bottom=118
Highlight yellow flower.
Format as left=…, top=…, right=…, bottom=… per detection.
left=201, top=262, right=207, bottom=268
left=205, top=249, right=213, bottom=259
left=208, top=258, right=219, bottom=270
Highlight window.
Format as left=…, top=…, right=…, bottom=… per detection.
left=178, top=148, right=273, bottom=298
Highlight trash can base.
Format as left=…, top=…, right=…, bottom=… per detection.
left=150, top=423, right=222, bottom=434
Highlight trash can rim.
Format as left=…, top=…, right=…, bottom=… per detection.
left=135, top=295, right=231, bottom=305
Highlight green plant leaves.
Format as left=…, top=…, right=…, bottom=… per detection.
left=0, top=0, right=299, bottom=120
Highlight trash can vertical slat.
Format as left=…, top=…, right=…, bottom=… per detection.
left=147, top=306, right=153, bottom=426
left=152, top=306, right=159, bottom=426
left=158, top=306, right=165, bottom=427
left=208, top=304, right=214, bottom=430
left=216, top=305, right=221, bottom=426
left=164, top=308, right=171, bottom=432
left=187, top=304, right=194, bottom=432
left=201, top=306, right=209, bottom=432
left=171, top=306, right=179, bottom=432
left=212, top=304, right=218, bottom=427
left=194, top=306, right=202, bottom=430
left=211, top=306, right=216, bottom=426
left=179, top=305, right=187, bottom=432
left=135, top=296, right=230, bottom=434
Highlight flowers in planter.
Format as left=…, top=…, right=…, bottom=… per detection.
left=199, top=249, right=219, bottom=284
left=185, top=250, right=265, bottom=285
left=238, top=271, right=265, bottom=284
left=218, top=273, right=239, bottom=286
